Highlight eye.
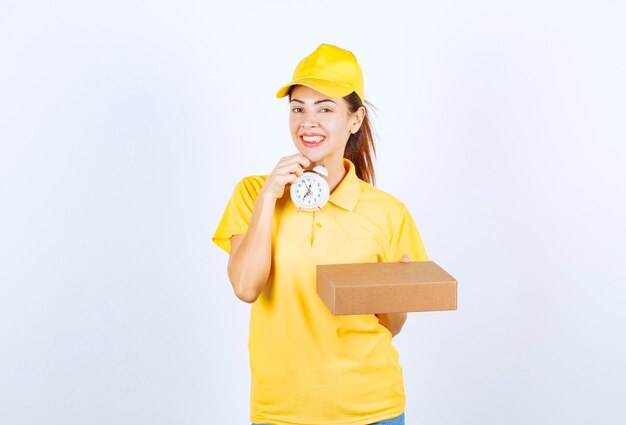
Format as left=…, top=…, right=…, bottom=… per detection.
left=291, top=107, right=303, bottom=113
left=320, top=107, right=333, bottom=113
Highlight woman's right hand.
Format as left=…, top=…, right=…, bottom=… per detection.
left=260, top=154, right=311, bottom=200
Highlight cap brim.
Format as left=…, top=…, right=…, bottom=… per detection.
left=275, top=77, right=356, bottom=99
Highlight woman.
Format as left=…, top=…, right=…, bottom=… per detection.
left=213, top=44, right=428, bottom=425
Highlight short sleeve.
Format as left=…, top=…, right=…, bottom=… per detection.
left=212, top=176, right=266, bottom=254
left=386, top=203, right=429, bottom=262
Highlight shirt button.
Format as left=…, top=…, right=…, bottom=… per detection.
left=316, top=222, right=322, bottom=228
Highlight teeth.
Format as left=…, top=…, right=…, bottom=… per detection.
left=302, top=136, right=325, bottom=143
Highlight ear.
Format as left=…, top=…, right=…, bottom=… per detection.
left=350, top=106, right=366, bottom=134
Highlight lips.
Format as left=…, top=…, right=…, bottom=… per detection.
left=300, top=134, right=326, bottom=147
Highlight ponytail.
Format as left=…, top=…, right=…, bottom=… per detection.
left=342, top=92, right=376, bottom=186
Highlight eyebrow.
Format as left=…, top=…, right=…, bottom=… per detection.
left=290, top=98, right=337, bottom=105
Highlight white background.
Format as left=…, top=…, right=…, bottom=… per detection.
left=1, top=1, right=625, bottom=424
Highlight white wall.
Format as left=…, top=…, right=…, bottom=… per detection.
left=1, top=1, right=624, bottom=424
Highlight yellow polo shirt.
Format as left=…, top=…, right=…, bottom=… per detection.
left=212, top=158, right=428, bottom=425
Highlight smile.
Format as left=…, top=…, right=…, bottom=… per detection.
left=301, top=135, right=326, bottom=146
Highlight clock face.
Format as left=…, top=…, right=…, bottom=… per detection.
left=290, top=172, right=329, bottom=211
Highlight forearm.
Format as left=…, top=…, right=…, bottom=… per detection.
left=227, top=192, right=276, bottom=303
left=376, top=312, right=408, bottom=337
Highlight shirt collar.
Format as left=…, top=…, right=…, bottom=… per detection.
left=329, top=158, right=361, bottom=212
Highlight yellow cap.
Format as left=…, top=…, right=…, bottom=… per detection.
left=276, top=44, right=364, bottom=102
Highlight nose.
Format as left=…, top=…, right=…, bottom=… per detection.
left=301, top=111, right=319, bottom=129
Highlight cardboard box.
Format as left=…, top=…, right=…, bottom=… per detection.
left=316, top=261, right=457, bottom=315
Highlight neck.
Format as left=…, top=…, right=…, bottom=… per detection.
left=323, top=159, right=347, bottom=193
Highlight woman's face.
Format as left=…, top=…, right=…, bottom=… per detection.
left=289, top=85, right=361, bottom=166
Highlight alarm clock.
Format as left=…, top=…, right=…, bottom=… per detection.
left=290, top=164, right=330, bottom=212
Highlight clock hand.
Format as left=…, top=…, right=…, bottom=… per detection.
left=302, top=179, right=313, bottom=199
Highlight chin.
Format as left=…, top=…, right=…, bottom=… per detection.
left=294, top=146, right=322, bottom=162
left=308, top=153, right=333, bottom=166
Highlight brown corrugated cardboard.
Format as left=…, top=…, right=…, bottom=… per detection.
left=316, top=261, right=457, bottom=315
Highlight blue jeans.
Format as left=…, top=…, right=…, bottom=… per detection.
left=252, top=411, right=405, bottom=425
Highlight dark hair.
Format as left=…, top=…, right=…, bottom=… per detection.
left=287, top=86, right=377, bottom=186
left=342, top=92, right=377, bottom=186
